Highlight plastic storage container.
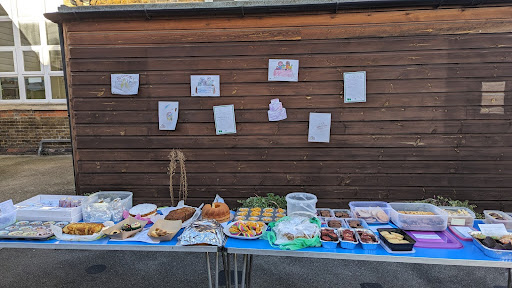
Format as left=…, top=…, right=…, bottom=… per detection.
left=378, top=228, right=416, bottom=251
left=286, top=192, right=317, bottom=217
left=15, top=195, right=86, bottom=222
left=339, top=228, right=358, bottom=249
left=389, top=203, right=448, bottom=231
left=440, top=206, right=475, bottom=226
left=332, top=209, right=352, bottom=218
left=355, top=228, right=380, bottom=250
left=349, top=201, right=391, bottom=224
left=320, top=228, right=339, bottom=249
left=324, top=217, right=344, bottom=229
left=344, top=218, right=369, bottom=230
left=483, top=210, right=512, bottom=230
left=82, top=191, right=133, bottom=222
left=0, top=200, right=16, bottom=230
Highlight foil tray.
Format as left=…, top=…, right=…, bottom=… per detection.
left=472, top=237, right=512, bottom=260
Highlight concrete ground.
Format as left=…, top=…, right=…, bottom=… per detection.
left=0, top=155, right=509, bottom=288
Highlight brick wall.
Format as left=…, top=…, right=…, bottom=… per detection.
left=0, top=110, right=71, bottom=154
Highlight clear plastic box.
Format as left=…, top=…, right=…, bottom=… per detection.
left=15, top=195, right=86, bottom=222
left=440, top=206, right=475, bottom=226
left=389, top=203, right=448, bottom=231
left=286, top=192, right=317, bottom=217
left=324, top=217, right=344, bottom=229
left=0, top=200, right=16, bottom=230
left=82, top=191, right=133, bottom=222
left=332, top=209, right=353, bottom=218
left=483, top=210, right=512, bottom=230
left=349, top=201, right=391, bottom=224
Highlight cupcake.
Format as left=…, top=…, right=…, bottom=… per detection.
left=17, top=221, right=29, bottom=226
left=262, top=217, right=273, bottom=222
left=20, top=226, right=33, bottom=231
left=37, top=229, right=52, bottom=237
left=248, top=217, right=259, bottom=221
left=239, top=208, right=249, bottom=212
left=262, top=213, right=273, bottom=217
left=8, top=231, right=23, bottom=236
left=29, top=221, right=43, bottom=226
left=43, top=221, right=55, bottom=226
left=276, top=213, right=285, bottom=218
left=277, top=208, right=285, bottom=213
left=237, top=212, right=248, bottom=216
left=130, top=222, right=142, bottom=230
left=251, top=207, right=261, bottom=212
left=250, top=211, right=261, bottom=217
left=235, top=216, right=246, bottom=221
left=22, top=231, right=38, bottom=237
left=5, top=226, right=18, bottom=231
left=121, top=224, right=132, bottom=231
left=0, top=231, right=8, bottom=236
left=263, top=208, right=274, bottom=212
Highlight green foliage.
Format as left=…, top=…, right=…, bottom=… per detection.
left=237, top=193, right=287, bottom=209
left=415, top=196, right=484, bottom=219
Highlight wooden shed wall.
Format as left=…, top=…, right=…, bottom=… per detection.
left=63, top=6, right=512, bottom=210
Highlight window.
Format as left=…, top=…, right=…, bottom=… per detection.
left=0, top=0, right=65, bottom=103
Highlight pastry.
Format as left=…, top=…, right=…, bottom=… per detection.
left=237, top=211, right=248, bottom=216
left=341, top=229, right=356, bottom=242
left=263, top=208, right=274, bottom=212
left=165, top=207, right=196, bottom=222
left=8, top=231, right=23, bottom=236
left=250, top=211, right=261, bottom=216
left=29, top=221, right=43, bottom=226
left=22, top=231, right=38, bottom=237
left=248, top=217, right=259, bottom=221
left=320, top=229, right=338, bottom=242
left=130, top=222, right=142, bottom=230
left=489, top=212, right=507, bottom=220
left=20, top=226, right=33, bottom=231
left=327, top=220, right=342, bottom=228
left=17, top=221, right=29, bottom=226
left=109, top=229, right=121, bottom=235
left=262, top=213, right=273, bottom=217
left=129, top=203, right=158, bottom=218
left=150, top=228, right=169, bottom=237
left=0, top=231, right=8, bottom=236
left=202, top=202, right=230, bottom=223
left=37, top=229, right=52, bottom=237
left=334, top=211, right=350, bottom=218
left=121, top=224, right=132, bottom=231
left=62, top=223, right=104, bottom=235
left=235, top=216, right=246, bottom=221
left=348, top=220, right=363, bottom=229
left=277, top=208, right=285, bottom=213
left=43, top=221, right=55, bottom=226
left=250, top=207, right=261, bottom=212
left=5, top=226, right=17, bottom=231
left=239, top=208, right=249, bottom=212
left=262, top=217, right=273, bottom=222
left=398, top=211, right=436, bottom=215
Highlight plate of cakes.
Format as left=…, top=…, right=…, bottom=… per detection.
left=223, top=220, right=267, bottom=240
left=0, top=220, right=55, bottom=240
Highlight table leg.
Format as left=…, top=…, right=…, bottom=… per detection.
left=234, top=254, right=238, bottom=288
left=241, top=254, right=248, bottom=288
left=216, top=252, right=219, bottom=288
left=246, top=255, right=253, bottom=288
left=225, top=251, right=231, bottom=288
left=508, top=268, right=511, bottom=288
left=206, top=252, right=213, bottom=288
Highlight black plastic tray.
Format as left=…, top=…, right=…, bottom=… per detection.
left=377, top=228, right=416, bottom=251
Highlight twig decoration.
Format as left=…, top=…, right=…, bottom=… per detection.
left=168, top=149, right=188, bottom=206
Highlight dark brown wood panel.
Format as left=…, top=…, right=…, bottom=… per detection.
left=64, top=5, right=512, bottom=209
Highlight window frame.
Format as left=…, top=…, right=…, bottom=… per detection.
left=0, top=0, right=65, bottom=104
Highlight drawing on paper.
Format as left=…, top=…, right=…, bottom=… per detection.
left=158, top=101, right=179, bottom=131
left=268, top=59, right=299, bottom=82
left=111, top=74, right=139, bottom=95
left=191, top=75, right=220, bottom=97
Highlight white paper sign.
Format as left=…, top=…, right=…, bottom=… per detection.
left=213, top=105, right=236, bottom=135
left=268, top=98, right=287, bottom=121
left=191, top=75, right=220, bottom=97
left=452, top=226, right=475, bottom=238
left=308, top=113, right=331, bottom=143
left=0, top=199, right=14, bottom=214
left=344, top=71, right=366, bottom=103
left=412, top=233, right=442, bottom=240
left=111, top=74, right=139, bottom=95
left=478, top=223, right=509, bottom=237
left=268, top=59, right=299, bottom=82
left=158, top=102, right=179, bottom=131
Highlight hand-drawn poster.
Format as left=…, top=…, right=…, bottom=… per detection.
left=308, top=113, right=331, bottom=143
left=267, top=98, right=287, bottom=122
left=268, top=59, right=299, bottom=82
left=158, top=101, right=179, bottom=131
left=213, top=105, right=236, bottom=135
left=344, top=71, right=366, bottom=103
left=111, top=74, right=139, bottom=95
left=191, top=75, right=220, bottom=97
